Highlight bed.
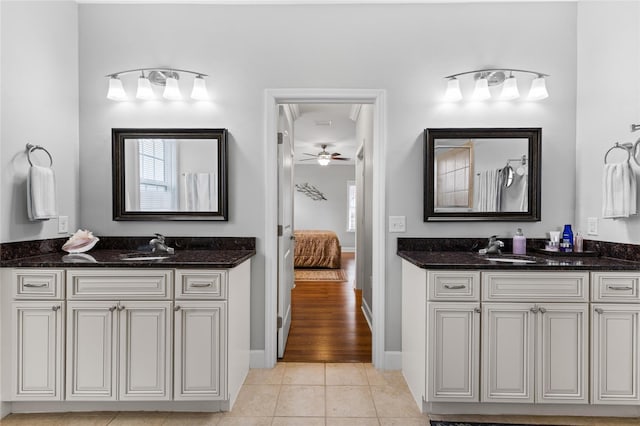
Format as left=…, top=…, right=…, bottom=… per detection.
left=294, top=230, right=342, bottom=269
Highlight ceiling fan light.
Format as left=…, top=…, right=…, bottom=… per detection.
left=317, top=154, right=331, bottom=166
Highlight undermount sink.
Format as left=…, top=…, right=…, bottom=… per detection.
left=119, top=253, right=170, bottom=261
left=485, top=257, right=537, bottom=264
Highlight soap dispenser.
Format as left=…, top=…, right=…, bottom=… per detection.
left=513, top=228, right=526, bottom=255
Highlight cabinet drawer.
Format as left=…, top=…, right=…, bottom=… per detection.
left=175, top=270, right=227, bottom=299
left=13, top=269, right=64, bottom=299
left=428, top=271, right=479, bottom=301
left=482, top=272, right=589, bottom=302
left=66, top=269, right=172, bottom=299
left=592, top=272, right=640, bottom=302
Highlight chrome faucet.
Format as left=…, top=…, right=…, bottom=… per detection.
left=149, top=233, right=175, bottom=254
left=481, top=235, right=504, bottom=255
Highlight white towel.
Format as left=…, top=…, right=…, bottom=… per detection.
left=181, top=172, right=218, bottom=212
left=602, top=162, right=637, bottom=218
left=27, top=165, right=57, bottom=221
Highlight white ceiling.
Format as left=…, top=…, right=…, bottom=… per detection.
left=75, top=0, right=580, bottom=3
left=292, top=104, right=359, bottom=166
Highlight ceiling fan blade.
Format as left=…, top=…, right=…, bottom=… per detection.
left=330, top=152, right=342, bottom=157
left=299, top=158, right=317, bottom=161
left=332, top=157, right=351, bottom=161
left=302, top=153, right=318, bottom=157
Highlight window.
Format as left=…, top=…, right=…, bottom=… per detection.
left=138, top=139, right=176, bottom=211
left=347, top=180, right=356, bottom=232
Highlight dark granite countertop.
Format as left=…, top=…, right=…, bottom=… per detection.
left=1, top=248, right=255, bottom=269
left=398, top=250, right=640, bottom=271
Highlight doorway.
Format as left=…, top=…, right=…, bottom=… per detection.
left=279, top=103, right=371, bottom=363
left=263, top=89, right=387, bottom=369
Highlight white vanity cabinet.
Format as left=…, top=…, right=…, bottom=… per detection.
left=65, top=269, right=173, bottom=401
left=9, top=269, right=65, bottom=401
left=481, top=272, right=589, bottom=404
left=591, top=272, right=640, bottom=404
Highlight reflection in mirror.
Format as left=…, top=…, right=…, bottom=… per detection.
left=113, top=129, right=228, bottom=221
left=425, top=128, right=541, bottom=221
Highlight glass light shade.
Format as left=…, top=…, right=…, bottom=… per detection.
left=163, top=77, right=182, bottom=100
left=443, top=78, right=462, bottom=102
left=136, top=76, right=154, bottom=100
left=107, top=77, right=127, bottom=101
left=500, top=75, right=520, bottom=100
left=528, top=76, right=549, bottom=100
left=472, top=77, right=491, bottom=101
left=317, top=155, right=331, bottom=166
left=190, top=75, right=209, bottom=100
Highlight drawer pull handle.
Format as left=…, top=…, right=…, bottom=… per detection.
left=174, top=305, right=181, bottom=311
left=24, top=283, right=48, bottom=288
left=444, top=284, right=466, bottom=290
left=474, top=307, right=481, bottom=314
left=608, top=285, right=634, bottom=291
left=595, top=308, right=604, bottom=314
left=190, top=283, right=213, bottom=288
left=52, top=305, right=60, bottom=311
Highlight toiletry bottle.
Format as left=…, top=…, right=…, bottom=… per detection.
left=513, top=228, right=526, bottom=255
left=561, top=224, right=574, bottom=252
left=574, top=232, right=584, bottom=253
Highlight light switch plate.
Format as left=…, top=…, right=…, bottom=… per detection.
left=587, top=217, right=598, bottom=235
left=389, top=216, right=406, bottom=233
left=58, top=216, right=68, bottom=234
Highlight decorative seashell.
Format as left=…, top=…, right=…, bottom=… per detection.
left=62, top=229, right=99, bottom=253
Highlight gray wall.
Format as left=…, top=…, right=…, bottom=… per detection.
left=575, top=1, right=640, bottom=243
left=294, top=164, right=355, bottom=249
left=0, top=1, right=79, bottom=243
left=0, top=2, right=579, bottom=355
left=356, top=105, right=374, bottom=311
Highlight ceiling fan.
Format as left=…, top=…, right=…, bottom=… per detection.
left=301, top=144, right=351, bottom=166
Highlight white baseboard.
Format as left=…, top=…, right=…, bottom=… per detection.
left=361, top=298, right=373, bottom=331
left=342, top=247, right=355, bottom=253
left=250, top=350, right=267, bottom=368
left=384, top=351, right=402, bottom=370
left=0, top=402, right=11, bottom=419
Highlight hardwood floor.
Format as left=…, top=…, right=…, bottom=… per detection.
left=281, top=252, right=372, bottom=363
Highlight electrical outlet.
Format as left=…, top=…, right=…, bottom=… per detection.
left=587, top=217, right=598, bottom=235
left=389, top=216, right=406, bottom=233
left=58, top=215, right=68, bottom=234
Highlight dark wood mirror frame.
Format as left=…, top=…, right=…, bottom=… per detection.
left=424, top=127, right=541, bottom=222
left=112, top=128, right=228, bottom=221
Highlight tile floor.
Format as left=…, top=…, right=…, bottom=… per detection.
left=1, top=363, right=640, bottom=425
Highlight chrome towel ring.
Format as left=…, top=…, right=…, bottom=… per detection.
left=26, top=143, right=53, bottom=167
left=604, top=142, right=633, bottom=165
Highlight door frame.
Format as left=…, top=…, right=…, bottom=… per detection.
left=264, top=88, right=387, bottom=368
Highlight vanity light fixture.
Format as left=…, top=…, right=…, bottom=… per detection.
left=105, top=68, right=209, bottom=101
left=443, top=68, right=549, bottom=102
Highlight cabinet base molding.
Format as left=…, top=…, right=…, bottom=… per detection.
left=0, top=402, right=11, bottom=419
left=9, top=400, right=230, bottom=414
left=425, top=402, right=640, bottom=417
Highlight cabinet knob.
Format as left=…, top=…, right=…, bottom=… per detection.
left=174, top=305, right=181, bottom=311
left=595, top=308, right=604, bottom=314
left=117, top=305, right=125, bottom=311
left=109, top=306, right=117, bottom=312
left=474, top=307, right=481, bottom=314
left=539, top=307, right=547, bottom=314
left=530, top=306, right=539, bottom=313
left=51, top=305, right=60, bottom=311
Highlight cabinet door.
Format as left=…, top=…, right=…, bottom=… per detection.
left=427, top=302, right=479, bottom=402
left=592, top=304, right=640, bottom=404
left=482, top=303, right=535, bottom=403
left=536, top=304, right=588, bottom=403
left=11, top=302, right=64, bottom=400
left=118, top=301, right=172, bottom=401
left=174, top=301, right=226, bottom=400
left=66, top=301, right=117, bottom=400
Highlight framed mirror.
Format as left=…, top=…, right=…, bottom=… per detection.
left=424, top=128, right=541, bottom=221
left=112, top=128, right=228, bottom=221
